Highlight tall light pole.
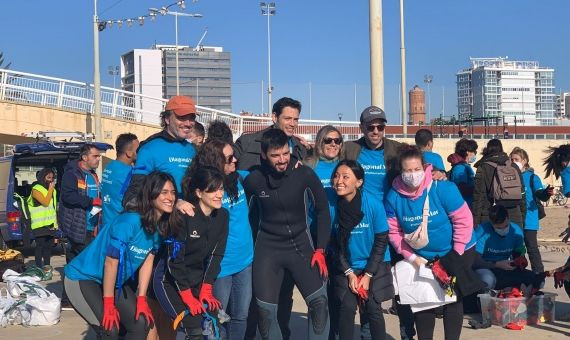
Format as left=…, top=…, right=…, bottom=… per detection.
left=93, top=0, right=102, bottom=140
left=161, top=11, right=202, bottom=95
left=338, top=112, right=343, bottom=121
left=369, top=0, right=384, bottom=108
left=399, top=0, right=407, bottom=135
left=424, top=74, right=433, bottom=123
left=108, top=65, right=119, bottom=88
left=261, top=2, right=275, bottom=114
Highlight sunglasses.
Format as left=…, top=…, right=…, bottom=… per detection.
left=366, top=124, right=385, bottom=132
left=323, top=137, right=342, bottom=145
left=225, top=155, right=236, bottom=164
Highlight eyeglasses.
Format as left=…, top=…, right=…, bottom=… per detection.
left=323, top=137, right=342, bottom=145
left=366, top=124, right=385, bottom=132
left=225, top=155, right=236, bottom=164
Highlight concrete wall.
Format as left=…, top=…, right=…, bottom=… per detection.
left=0, top=100, right=160, bottom=160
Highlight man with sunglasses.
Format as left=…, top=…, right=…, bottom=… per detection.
left=122, top=96, right=198, bottom=214
left=342, top=106, right=402, bottom=201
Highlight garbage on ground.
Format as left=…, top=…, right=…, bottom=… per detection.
left=0, top=269, right=60, bottom=327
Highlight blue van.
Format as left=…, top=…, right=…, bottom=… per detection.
left=0, top=139, right=112, bottom=248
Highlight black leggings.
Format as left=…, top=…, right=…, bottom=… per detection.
left=414, top=298, right=463, bottom=340
left=64, top=277, right=147, bottom=340
left=253, top=231, right=329, bottom=340
left=524, top=230, right=544, bottom=273
left=34, top=235, right=53, bottom=267
left=335, top=271, right=387, bottom=340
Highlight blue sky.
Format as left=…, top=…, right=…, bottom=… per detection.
left=2, top=0, right=569, bottom=123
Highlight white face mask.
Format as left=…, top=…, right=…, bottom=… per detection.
left=469, top=155, right=477, bottom=164
left=402, top=170, right=425, bottom=188
left=494, top=226, right=509, bottom=237
left=514, top=161, right=524, bottom=170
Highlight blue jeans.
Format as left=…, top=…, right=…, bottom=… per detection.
left=475, top=268, right=497, bottom=290
left=214, top=265, right=252, bottom=340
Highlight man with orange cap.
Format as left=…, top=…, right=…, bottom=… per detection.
left=123, top=95, right=199, bottom=214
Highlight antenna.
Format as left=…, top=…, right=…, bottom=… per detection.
left=194, top=27, right=208, bottom=51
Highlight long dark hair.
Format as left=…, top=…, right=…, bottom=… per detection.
left=544, top=144, right=570, bottom=179
left=184, top=166, right=224, bottom=204
left=182, top=139, right=240, bottom=202
left=36, top=168, right=55, bottom=189
left=127, top=171, right=181, bottom=238
left=482, top=139, right=503, bottom=158
left=331, top=159, right=365, bottom=188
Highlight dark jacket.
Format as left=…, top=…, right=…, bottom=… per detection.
left=165, top=206, right=229, bottom=290
left=341, top=137, right=402, bottom=186
left=59, top=160, right=97, bottom=244
left=234, top=126, right=308, bottom=171
left=472, top=152, right=526, bottom=228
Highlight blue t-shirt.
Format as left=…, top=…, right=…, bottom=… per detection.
left=83, top=170, right=99, bottom=231
left=449, top=163, right=475, bottom=208
left=475, top=222, right=525, bottom=262
left=101, top=160, right=132, bottom=227
left=422, top=151, right=446, bottom=171
left=347, top=192, right=391, bottom=269
left=562, top=166, right=570, bottom=197
left=218, top=170, right=254, bottom=278
left=522, top=170, right=544, bottom=231
left=64, top=212, right=161, bottom=285
left=385, top=180, right=476, bottom=260
left=357, top=148, right=387, bottom=200
left=133, top=138, right=196, bottom=195
left=309, top=159, right=339, bottom=235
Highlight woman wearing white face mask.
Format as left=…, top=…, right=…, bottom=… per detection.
left=386, top=145, right=481, bottom=340
left=509, top=147, right=553, bottom=274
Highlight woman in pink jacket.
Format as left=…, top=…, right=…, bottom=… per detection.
left=385, top=145, right=479, bottom=340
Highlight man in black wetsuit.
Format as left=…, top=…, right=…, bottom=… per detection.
left=244, top=128, right=331, bottom=340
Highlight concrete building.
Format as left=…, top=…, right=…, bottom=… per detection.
left=408, top=85, right=426, bottom=125
left=120, top=49, right=164, bottom=115
left=121, top=45, right=231, bottom=112
left=457, top=57, right=556, bottom=126
left=556, top=92, right=570, bottom=118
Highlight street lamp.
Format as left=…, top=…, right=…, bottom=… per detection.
left=108, top=66, right=120, bottom=88
left=423, top=74, right=433, bottom=123
left=338, top=112, right=343, bottom=121
left=93, top=0, right=102, bottom=141
left=150, top=9, right=203, bottom=95
left=260, top=2, right=275, bottom=114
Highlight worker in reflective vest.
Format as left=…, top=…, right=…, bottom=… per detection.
left=27, top=168, right=58, bottom=268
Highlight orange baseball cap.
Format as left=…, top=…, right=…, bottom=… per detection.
left=165, top=96, right=198, bottom=116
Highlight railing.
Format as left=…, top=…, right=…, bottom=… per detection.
left=1, top=69, right=568, bottom=142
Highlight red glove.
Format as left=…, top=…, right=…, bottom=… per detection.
left=311, top=249, right=328, bottom=278
left=554, top=272, right=566, bottom=289
left=429, top=259, right=452, bottom=289
left=511, top=256, right=528, bottom=269
left=102, top=296, right=120, bottom=332
left=179, top=289, right=206, bottom=316
left=92, top=197, right=102, bottom=207
left=198, top=283, right=221, bottom=311
left=135, top=296, right=154, bottom=330
left=356, top=275, right=368, bottom=302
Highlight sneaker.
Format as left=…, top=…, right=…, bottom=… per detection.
left=61, top=300, right=74, bottom=311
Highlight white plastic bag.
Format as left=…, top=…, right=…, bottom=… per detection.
left=25, top=293, right=60, bottom=326
left=0, top=288, right=30, bottom=327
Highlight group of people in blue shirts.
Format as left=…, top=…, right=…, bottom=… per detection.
left=59, top=94, right=570, bottom=340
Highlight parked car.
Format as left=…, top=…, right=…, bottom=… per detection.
left=0, top=135, right=112, bottom=248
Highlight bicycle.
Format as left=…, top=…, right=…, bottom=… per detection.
left=545, top=186, right=568, bottom=207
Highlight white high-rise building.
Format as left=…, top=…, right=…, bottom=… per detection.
left=457, top=57, right=556, bottom=126
left=556, top=92, right=570, bottom=118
